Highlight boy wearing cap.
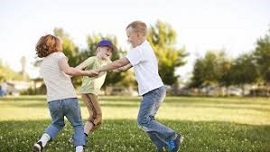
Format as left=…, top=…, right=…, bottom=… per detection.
left=74, top=39, right=114, bottom=140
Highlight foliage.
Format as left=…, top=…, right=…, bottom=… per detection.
left=0, top=60, right=25, bottom=81
left=190, top=51, right=230, bottom=87
left=147, top=20, right=187, bottom=85
left=229, top=53, right=259, bottom=85
left=253, top=28, right=270, bottom=83
left=54, top=28, right=79, bottom=67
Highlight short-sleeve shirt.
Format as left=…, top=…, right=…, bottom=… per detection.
left=125, top=40, right=163, bottom=95
left=40, top=52, right=77, bottom=102
left=80, top=56, right=111, bottom=95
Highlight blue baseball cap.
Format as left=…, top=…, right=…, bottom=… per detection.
left=97, top=40, right=115, bottom=51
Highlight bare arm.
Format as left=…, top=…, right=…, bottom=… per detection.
left=59, top=58, right=97, bottom=77
left=75, top=58, right=92, bottom=70
left=96, top=57, right=130, bottom=73
left=121, top=63, right=133, bottom=71
left=115, top=63, right=133, bottom=72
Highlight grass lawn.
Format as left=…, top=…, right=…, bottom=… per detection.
left=0, top=95, right=269, bottom=152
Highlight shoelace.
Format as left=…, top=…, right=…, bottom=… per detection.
left=167, top=140, right=175, bottom=150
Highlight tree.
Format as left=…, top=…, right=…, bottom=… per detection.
left=0, top=60, right=25, bottom=81
left=253, top=28, right=270, bottom=83
left=147, top=20, right=187, bottom=85
left=229, top=53, right=259, bottom=94
left=189, top=58, right=205, bottom=87
left=54, top=28, right=79, bottom=67
left=190, top=51, right=230, bottom=87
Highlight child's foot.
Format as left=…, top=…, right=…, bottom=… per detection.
left=75, top=145, right=84, bottom=152
left=167, top=134, right=184, bottom=152
left=33, top=141, right=43, bottom=152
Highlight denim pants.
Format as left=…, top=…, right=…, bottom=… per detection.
left=45, top=98, right=85, bottom=147
left=138, top=86, right=177, bottom=150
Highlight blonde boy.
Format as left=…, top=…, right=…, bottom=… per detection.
left=94, top=21, right=184, bottom=152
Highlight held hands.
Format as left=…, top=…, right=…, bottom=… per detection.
left=114, top=67, right=124, bottom=72
left=87, top=70, right=99, bottom=77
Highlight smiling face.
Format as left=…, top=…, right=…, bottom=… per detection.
left=96, top=46, right=113, bottom=60
left=126, top=27, right=144, bottom=48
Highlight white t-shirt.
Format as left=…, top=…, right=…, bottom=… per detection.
left=126, top=40, right=163, bottom=95
left=40, top=52, right=77, bottom=102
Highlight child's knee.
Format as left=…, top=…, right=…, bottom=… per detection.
left=88, top=116, right=102, bottom=127
left=137, top=116, right=148, bottom=126
left=53, top=121, right=65, bottom=129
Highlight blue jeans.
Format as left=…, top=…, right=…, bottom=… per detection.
left=45, top=98, right=85, bottom=147
left=138, top=86, right=177, bottom=150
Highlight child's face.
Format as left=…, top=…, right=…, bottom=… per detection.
left=97, top=46, right=113, bottom=60
left=126, top=27, right=142, bottom=48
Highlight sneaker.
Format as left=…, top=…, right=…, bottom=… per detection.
left=75, top=146, right=85, bottom=152
left=33, top=141, right=43, bottom=152
left=167, top=134, right=184, bottom=152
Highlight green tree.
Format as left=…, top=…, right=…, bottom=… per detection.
left=253, top=28, right=270, bottom=83
left=0, top=60, right=24, bottom=81
left=190, top=51, right=229, bottom=87
left=54, top=28, right=79, bottom=67
left=189, top=58, right=205, bottom=87
left=147, top=20, right=187, bottom=85
left=229, top=53, right=259, bottom=93
left=216, top=52, right=233, bottom=87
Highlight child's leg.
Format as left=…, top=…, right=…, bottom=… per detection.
left=65, top=98, right=85, bottom=147
left=137, top=86, right=178, bottom=150
left=44, top=101, right=66, bottom=139
left=82, top=94, right=102, bottom=134
left=82, top=94, right=94, bottom=134
left=34, top=100, right=65, bottom=150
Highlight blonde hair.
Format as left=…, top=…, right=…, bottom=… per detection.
left=126, top=20, right=147, bottom=36
left=35, top=34, right=62, bottom=58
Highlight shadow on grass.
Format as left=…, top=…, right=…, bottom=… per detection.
left=0, top=119, right=269, bottom=152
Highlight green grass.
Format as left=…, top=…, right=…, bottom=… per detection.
left=0, top=96, right=270, bottom=152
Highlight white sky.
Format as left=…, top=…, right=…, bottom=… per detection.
left=0, top=0, right=269, bottom=80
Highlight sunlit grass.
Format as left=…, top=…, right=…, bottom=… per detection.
left=1, top=96, right=269, bottom=125
left=0, top=95, right=270, bottom=151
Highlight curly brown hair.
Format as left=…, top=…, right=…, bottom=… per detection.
left=35, top=34, right=62, bottom=58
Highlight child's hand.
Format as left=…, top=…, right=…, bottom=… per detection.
left=88, top=70, right=99, bottom=77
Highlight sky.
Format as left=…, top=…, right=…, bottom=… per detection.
left=0, top=0, right=269, bottom=80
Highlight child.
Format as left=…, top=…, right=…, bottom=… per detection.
left=94, top=21, right=184, bottom=152
left=33, top=34, right=97, bottom=152
left=75, top=39, right=114, bottom=140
